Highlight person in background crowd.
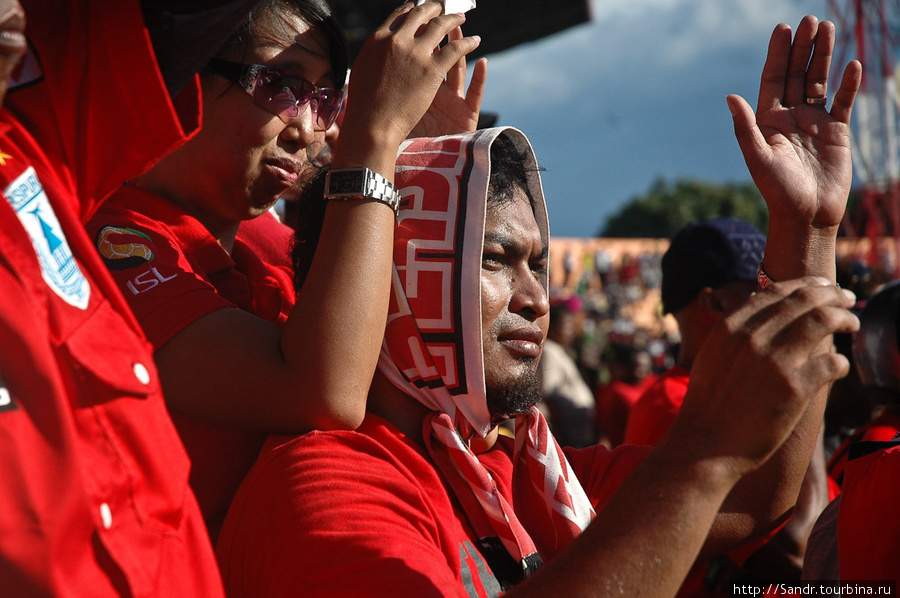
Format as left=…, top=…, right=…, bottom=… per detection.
left=833, top=278, right=900, bottom=582
left=826, top=278, right=900, bottom=487
left=624, top=217, right=765, bottom=448
left=594, top=342, right=654, bottom=447
left=802, top=277, right=900, bottom=581
left=538, top=295, right=597, bottom=447
left=624, top=217, right=837, bottom=593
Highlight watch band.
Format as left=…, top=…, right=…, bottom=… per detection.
left=324, top=167, right=401, bottom=215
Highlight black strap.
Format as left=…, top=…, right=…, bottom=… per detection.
left=847, top=436, right=900, bottom=462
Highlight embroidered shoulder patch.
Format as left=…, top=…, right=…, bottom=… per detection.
left=5, top=167, right=90, bottom=309
left=95, top=226, right=157, bottom=270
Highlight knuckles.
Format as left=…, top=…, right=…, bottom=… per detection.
left=785, top=283, right=827, bottom=305
left=804, top=304, right=837, bottom=329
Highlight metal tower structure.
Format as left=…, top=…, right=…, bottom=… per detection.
left=829, top=0, right=900, bottom=273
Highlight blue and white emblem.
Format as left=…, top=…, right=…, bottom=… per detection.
left=5, top=167, right=90, bottom=309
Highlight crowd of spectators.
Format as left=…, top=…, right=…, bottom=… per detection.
left=544, top=239, right=899, bottom=453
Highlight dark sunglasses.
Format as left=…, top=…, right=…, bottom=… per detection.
left=206, top=58, right=345, bottom=130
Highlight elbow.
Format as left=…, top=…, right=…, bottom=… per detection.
left=323, top=405, right=366, bottom=431
left=275, top=376, right=371, bottom=434
left=277, top=406, right=364, bottom=436
left=302, top=397, right=367, bottom=433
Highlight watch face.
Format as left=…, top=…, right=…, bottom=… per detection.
left=329, top=171, right=366, bottom=195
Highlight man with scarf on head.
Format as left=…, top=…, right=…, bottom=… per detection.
left=217, top=15, right=863, bottom=597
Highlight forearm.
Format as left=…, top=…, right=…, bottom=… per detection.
left=739, top=214, right=838, bottom=542
left=509, top=449, right=742, bottom=598
left=736, top=210, right=838, bottom=543
left=701, top=393, right=827, bottom=560
left=739, top=426, right=831, bottom=578
left=279, top=120, right=403, bottom=430
left=763, top=218, right=838, bottom=283
left=282, top=198, right=395, bottom=430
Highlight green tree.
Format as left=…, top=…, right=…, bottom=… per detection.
left=599, top=178, right=769, bottom=238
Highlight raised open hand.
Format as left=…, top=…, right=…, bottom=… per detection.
left=338, top=1, right=481, bottom=159
left=409, top=26, right=487, bottom=138
left=727, top=16, right=862, bottom=232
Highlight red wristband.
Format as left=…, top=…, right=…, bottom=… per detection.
left=756, top=262, right=773, bottom=291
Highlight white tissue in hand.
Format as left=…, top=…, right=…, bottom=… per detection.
left=443, top=0, right=475, bottom=13
left=415, top=0, right=476, bottom=14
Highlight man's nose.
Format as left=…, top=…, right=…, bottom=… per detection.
left=509, top=269, right=550, bottom=321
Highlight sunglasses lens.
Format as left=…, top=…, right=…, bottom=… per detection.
left=313, top=90, right=344, bottom=130
left=253, top=68, right=342, bottom=130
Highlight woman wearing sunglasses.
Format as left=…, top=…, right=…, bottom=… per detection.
left=87, top=0, right=484, bottom=542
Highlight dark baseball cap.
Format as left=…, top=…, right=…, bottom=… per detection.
left=661, top=218, right=766, bottom=315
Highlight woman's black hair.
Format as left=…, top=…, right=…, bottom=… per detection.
left=288, top=166, right=329, bottom=293
left=218, top=0, right=350, bottom=87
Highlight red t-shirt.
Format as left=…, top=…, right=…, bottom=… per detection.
left=837, top=438, right=900, bottom=582
left=0, top=1, right=222, bottom=595
left=621, top=366, right=789, bottom=596
left=237, top=209, right=295, bottom=268
left=826, top=410, right=900, bottom=488
left=87, top=188, right=296, bottom=540
left=623, top=366, right=689, bottom=446
left=216, top=414, right=650, bottom=598
left=595, top=376, right=655, bottom=447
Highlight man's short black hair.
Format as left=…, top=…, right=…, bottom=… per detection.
left=487, top=133, right=538, bottom=208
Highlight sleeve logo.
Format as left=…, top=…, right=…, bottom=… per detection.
left=96, top=226, right=156, bottom=270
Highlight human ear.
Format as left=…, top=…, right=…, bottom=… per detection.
left=699, top=287, right=725, bottom=313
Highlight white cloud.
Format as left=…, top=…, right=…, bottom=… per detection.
left=475, top=0, right=840, bottom=235
left=481, top=0, right=825, bottom=112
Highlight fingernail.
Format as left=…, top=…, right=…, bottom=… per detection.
left=725, top=95, right=737, bottom=117
left=841, top=288, right=857, bottom=302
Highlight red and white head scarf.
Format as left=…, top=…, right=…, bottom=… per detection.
left=377, top=127, right=595, bottom=584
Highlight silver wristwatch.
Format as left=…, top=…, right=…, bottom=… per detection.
left=324, top=167, right=401, bottom=215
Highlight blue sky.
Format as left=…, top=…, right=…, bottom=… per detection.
left=478, top=0, right=828, bottom=237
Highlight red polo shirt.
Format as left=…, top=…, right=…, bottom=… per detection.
left=89, top=188, right=294, bottom=348
left=87, top=188, right=296, bottom=541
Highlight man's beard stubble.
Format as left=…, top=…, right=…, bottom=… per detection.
left=486, top=365, right=543, bottom=424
